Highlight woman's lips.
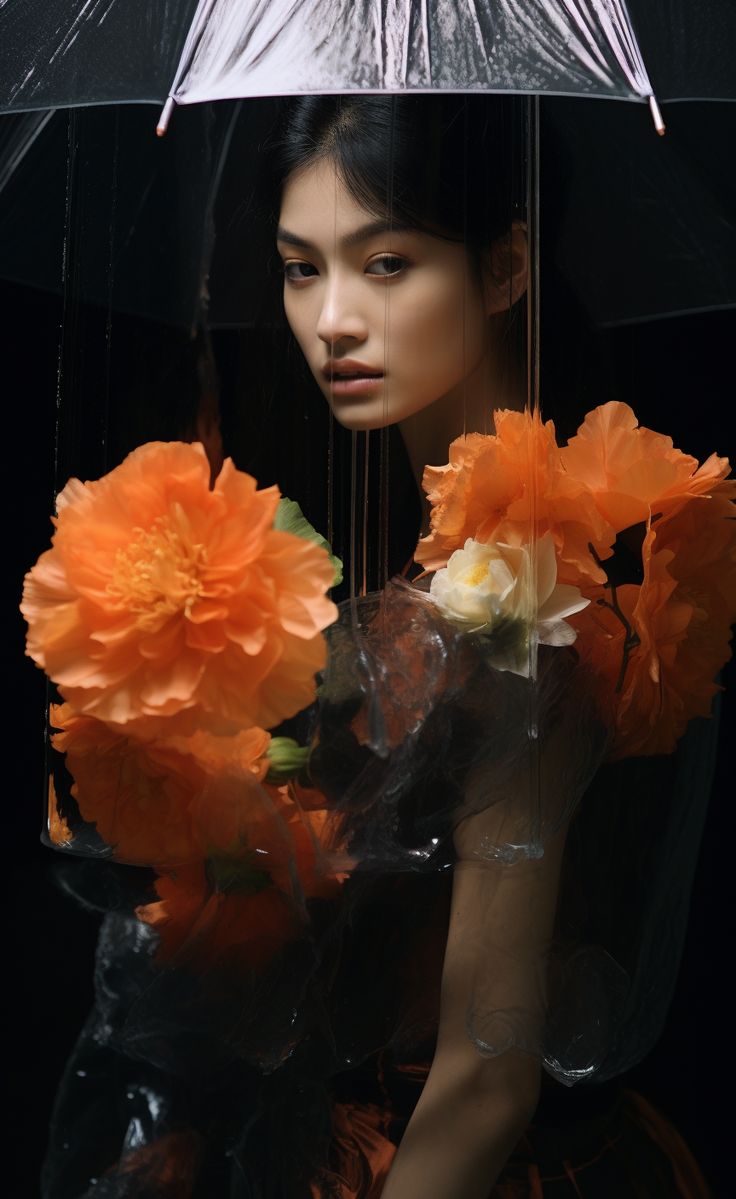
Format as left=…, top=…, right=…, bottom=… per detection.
left=328, top=373, right=385, bottom=396
left=323, top=360, right=385, bottom=397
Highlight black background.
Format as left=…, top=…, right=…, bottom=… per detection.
left=5, top=97, right=736, bottom=1196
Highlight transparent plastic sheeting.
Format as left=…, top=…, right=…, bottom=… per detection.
left=3, top=101, right=736, bottom=331
left=167, top=0, right=652, bottom=109
left=3, top=0, right=736, bottom=117
left=17, top=91, right=735, bottom=1199
left=0, top=0, right=200, bottom=112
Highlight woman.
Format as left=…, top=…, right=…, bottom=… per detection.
left=267, top=94, right=716, bottom=1198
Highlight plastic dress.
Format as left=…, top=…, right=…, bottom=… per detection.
left=37, top=429, right=725, bottom=1199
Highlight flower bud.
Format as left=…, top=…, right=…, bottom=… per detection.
left=266, top=737, right=311, bottom=783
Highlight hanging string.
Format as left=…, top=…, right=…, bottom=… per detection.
left=378, top=423, right=390, bottom=591
left=327, top=406, right=335, bottom=566
left=361, top=428, right=370, bottom=597
left=349, top=427, right=358, bottom=613
left=462, top=98, right=469, bottom=440
left=376, top=96, right=398, bottom=620
left=526, top=94, right=543, bottom=855
left=102, top=107, right=120, bottom=476
left=55, top=108, right=80, bottom=501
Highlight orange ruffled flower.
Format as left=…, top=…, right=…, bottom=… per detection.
left=135, top=863, right=301, bottom=973
left=136, top=784, right=345, bottom=971
left=50, top=701, right=270, bottom=867
left=114, top=1130, right=203, bottom=1197
left=185, top=773, right=345, bottom=895
left=560, top=401, right=735, bottom=533
left=563, top=403, right=736, bottom=756
left=309, top=1100, right=397, bottom=1199
left=574, top=491, right=736, bottom=758
left=46, top=777, right=73, bottom=847
left=417, top=408, right=613, bottom=587
left=418, top=401, right=736, bottom=759
left=22, top=441, right=337, bottom=735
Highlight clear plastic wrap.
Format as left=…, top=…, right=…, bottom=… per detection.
left=4, top=1, right=736, bottom=118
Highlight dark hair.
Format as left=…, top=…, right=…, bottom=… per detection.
left=269, top=94, right=526, bottom=279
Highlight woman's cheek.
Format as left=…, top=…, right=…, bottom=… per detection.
left=284, top=291, right=322, bottom=379
left=395, top=277, right=474, bottom=393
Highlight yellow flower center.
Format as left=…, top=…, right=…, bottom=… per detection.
left=463, top=562, right=490, bottom=587
left=107, top=512, right=207, bottom=629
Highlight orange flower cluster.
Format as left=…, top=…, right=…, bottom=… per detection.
left=135, top=787, right=344, bottom=971
left=49, top=702, right=271, bottom=867
left=22, top=441, right=344, bottom=971
left=418, top=408, right=613, bottom=587
left=22, top=441, right=337, bottom=735
left=417, top=402, right=736, bottom=758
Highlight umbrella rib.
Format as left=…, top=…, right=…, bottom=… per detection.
left=595, top=0, right=665, bottom=132
left=559, top=0, right=664, bottom=133
left=157, top=0, right=221, bottom=135
left=594, top=0, right=649, bottom=91
left=418, top=0, right=431, bottom=81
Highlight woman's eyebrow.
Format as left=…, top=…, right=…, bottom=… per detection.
left=276, top=226, right=313, bottom=250
left=276, top=219, right=411, bottom=251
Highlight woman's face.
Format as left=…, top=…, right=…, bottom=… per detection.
left=277, top=158, right=494, bottom=431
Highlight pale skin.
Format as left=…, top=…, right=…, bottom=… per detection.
left=278, top=159, right=566, bottom=1197
left=277, top=158, right=528, bottom=501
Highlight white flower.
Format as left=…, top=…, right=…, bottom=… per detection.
left=429, top=534, right=589, bottom=659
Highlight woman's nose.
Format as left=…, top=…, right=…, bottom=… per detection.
left=316, top=278, right=368, bottom=347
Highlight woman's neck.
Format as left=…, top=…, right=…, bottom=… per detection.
left=398, top=325, right=525, bottom=531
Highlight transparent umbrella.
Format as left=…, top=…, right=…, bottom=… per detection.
left=2, top=1, right=736, bottom=333
left=2, top=93, right=736, bottom=331
left=2, top=0, right=736, bottom=120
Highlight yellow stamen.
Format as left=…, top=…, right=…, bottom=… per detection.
left=107, top=512, right=207, bottom=630
left=463, top=563, right=489, bottom=587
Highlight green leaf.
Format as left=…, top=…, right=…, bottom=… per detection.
left=266, top=736, right=311, bottom=784
left=275, top=497, right=343, bottom=586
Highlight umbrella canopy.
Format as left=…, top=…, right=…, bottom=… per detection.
left=2, top=1, right=736, bottom=123
left=0, top=0, right=199, bottom=111
left=0, top=101, right=240, bottom=329
left=1, top=0, right=735, bottom=330
left=2, top=0, right=735, bottom=330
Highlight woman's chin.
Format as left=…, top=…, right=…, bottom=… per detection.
left=328, top=396, right=399, bottom=432
left=327, top=389, right=441, bottom=432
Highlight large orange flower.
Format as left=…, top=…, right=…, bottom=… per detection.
left=574, top=490, right=736, bottom=757
left=417, top=409, right=613, bottom=587
left=560, top=401, right=735, bottom=533
left=135, top=863, right=302, bottom=973
left=187, top=774, right=347, bottom=896
left=136, top=784, right=345, bottom=971
left=560, top=403, right=736, bottom=756
left=418, top=402, right=736, bottom=758
left=50, top=701, right=270, bottom=867
left=22, top=442, right=337, bottom=735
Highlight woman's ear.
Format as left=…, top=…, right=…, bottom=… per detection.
left=484, top=221, right=528, bottom=315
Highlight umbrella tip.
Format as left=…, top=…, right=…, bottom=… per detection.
left=648, top=95, right=666, bottom=137
left=156, top=97, right=176, bottom=138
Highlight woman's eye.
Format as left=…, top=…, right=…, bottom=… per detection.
left=365, top=255, right=408, bottom=277
left=283, top=261, right=318, bottom=283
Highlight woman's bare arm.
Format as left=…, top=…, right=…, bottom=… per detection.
left=380, top=799, right=568, bottom=1199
